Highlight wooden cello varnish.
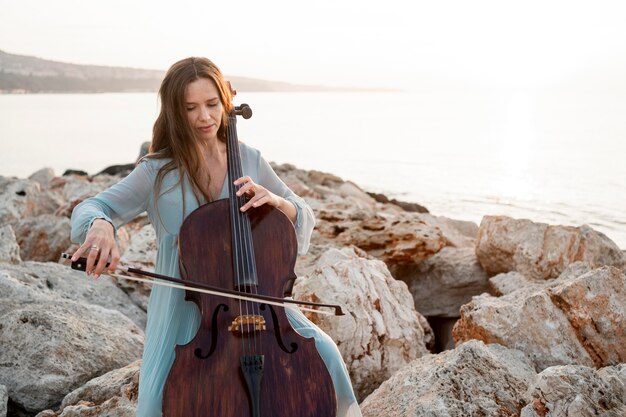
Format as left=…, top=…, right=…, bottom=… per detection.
left=162, top=104, right=337, bottom=417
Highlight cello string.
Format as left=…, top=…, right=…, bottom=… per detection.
left=227, top=115, right=247, bottom=355
left=230, top=111, right=256, bottom=355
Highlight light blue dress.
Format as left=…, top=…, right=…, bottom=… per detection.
left=70, top=143, right=361, bottom=417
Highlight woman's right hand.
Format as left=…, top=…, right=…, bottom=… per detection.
left=71, top=219, right=121, bottom=278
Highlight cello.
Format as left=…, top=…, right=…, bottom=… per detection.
left=161, top=103, right=337, bottom=417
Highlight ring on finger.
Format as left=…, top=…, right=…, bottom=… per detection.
left=90, top=245, right=100, bottom=252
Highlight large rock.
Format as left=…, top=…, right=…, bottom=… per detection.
left=315, top=209, right=447, bottom=267
left=396, top=246, right=489, bottom=317
left=36, top=361, right=140, bottom=417
left=360, top=340, right=536, bottom=417
left=117, top=223, right=157, bottom=311
left=0, top=298, right=143, bottom=414
left=14, top=214, right=71, bottom=262
left=475, top=216, right=624, bottom=279
left=0, top=261, right=146, bottom=328
left=520, top=364, right=626, bottom=417
left=453, top=265, right=626, bottom=370
left=28, top=167, right=56, bottom=188
left=0, top=176, right=41, bottom=225
left=292, top=246, right=431, bottom=401
left=0, top=225, right=21, bottom=263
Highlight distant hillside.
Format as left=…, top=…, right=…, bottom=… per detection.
left=0, top=49, right=365, bottom=93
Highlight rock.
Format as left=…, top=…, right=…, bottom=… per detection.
left=62, top=169, right=88, bottom=176
left=118, top=224, right=157, bottom=270
left=418, top=213, right=478, bottom=248
left=0, top=261, right=146, bottom=328
left=96, top=164, right=135, bottom=177
left=35, top=361, right=140, bottom=417
left=547, top=266, right=626, bottom=367
left=0, top=299, right=143, bottom=413
left=30, top=190, right=65, bottom=217
left=292, top=246, right=431, bottom=401
left=0, top=384, right=7, bottom=417
left=325, top=212, right=447, bottom=266
left=366, top=191, right=429, bottom=213
left=396, top=246, right=489, bottom=317
left=14, top=214, right=71, bottom=262
left=55, top=174, right=118, bottom=203
left=117, top=224, right=157, bottom=311
left=28, top=167, right=56, bottom=188
left=360, top=340, right=536, bottom=417
left=0, top=176, right=41, bottom=225
left=453, top=266, right=626, bottom=371
left=488, top=271, right=533, bottom=296
left=0, top=225, right=21, bottom=263
left=476, top=216, right=624, bottom=279
left=138, top=141, right=150, bottom=161
left=520, top=364, right=626, bottom=417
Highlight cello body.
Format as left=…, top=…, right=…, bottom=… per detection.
left=162, top=106, right=337, bottom=417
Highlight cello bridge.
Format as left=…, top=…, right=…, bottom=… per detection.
left=228, top=315, right=266, bottom=333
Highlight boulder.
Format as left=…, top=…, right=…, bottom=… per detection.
left=293, top=246, right=431, bottom=401
left=0, top=176, right=41, bottom=225
left=0, top=261, right=146, bottom=328
left=28, top=167, right=56, bottom=188
left=453, top=265, right=626, bottom=370
left=117, top=223, right=157, bottom=311
left=0, top=225, right=21, bottom=263
left=520, top=364, right=626, bottom=416
left=14, top=214, right=71, bottom=262
left=0, top=299, right=143, bottom=413
left=360, top=340, right=536, bottom=417
left=488, top=271, right=533, bottom=296
left=396, top=246, right=489, bottom=317
left=475, top=216, right=624, bottom=280
left=35, top=361, right=140, bottom=417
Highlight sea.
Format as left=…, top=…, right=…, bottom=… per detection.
left=1, top=91, right=625, bottom=249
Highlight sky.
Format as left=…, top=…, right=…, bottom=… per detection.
left=2, top=0, right=626, bottom=91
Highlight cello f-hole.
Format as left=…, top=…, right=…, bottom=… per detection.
left=195, top=303, right=229, bottom=359
left=260, top=304, right=298, bottom=354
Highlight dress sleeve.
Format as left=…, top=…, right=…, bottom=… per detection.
left=70, top=159, right=155, bottom=244
left=257, top=155, right=316, bottom=255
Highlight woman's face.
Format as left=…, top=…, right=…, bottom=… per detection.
left=185, top=77, right=224, bottom=143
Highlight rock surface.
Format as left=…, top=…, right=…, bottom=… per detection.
left=14, top=214, right=71, bottom=261
left=35, top=361, right=140, bottom=417
left=0, top=261, right=145, bottom=413
left=396, top=246, right=489, bottom=317
left=0, top=384, right=7, bottom=417
left=453, top=265, right=626, bottom=371
left=360, top=340, right=537, bottom=417
left=0, top=225, right=21, bottom=263
left=475, top=216, right=624, bottom=279
left=520, top=364, right=626, bottom=417
left=0, top=299, right=143, bottom=414
left=0, top=261, right=146, bottom=328
left=293, top=246, right=431, bottom=401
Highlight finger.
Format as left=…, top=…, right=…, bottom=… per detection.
left=71, top=240, right=93, bottom=262
left=108, top=245, right=121, bottom=273
left=233, top=176, right=252, bottom=186
left=94, top=247, right=111, bottom=278
left=251, top=195, right=270, bottom=208
left=86, top=246, right=100, bottom=276
left=236, top=181, right=256, bottom=197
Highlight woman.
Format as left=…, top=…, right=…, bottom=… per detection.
left=70, top=57, right=361, bottom=417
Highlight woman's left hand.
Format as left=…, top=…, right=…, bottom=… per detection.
left=234, top=176, right=280, bottom=212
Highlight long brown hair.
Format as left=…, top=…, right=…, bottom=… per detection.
left=149, top=57, right=234, bottom=206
